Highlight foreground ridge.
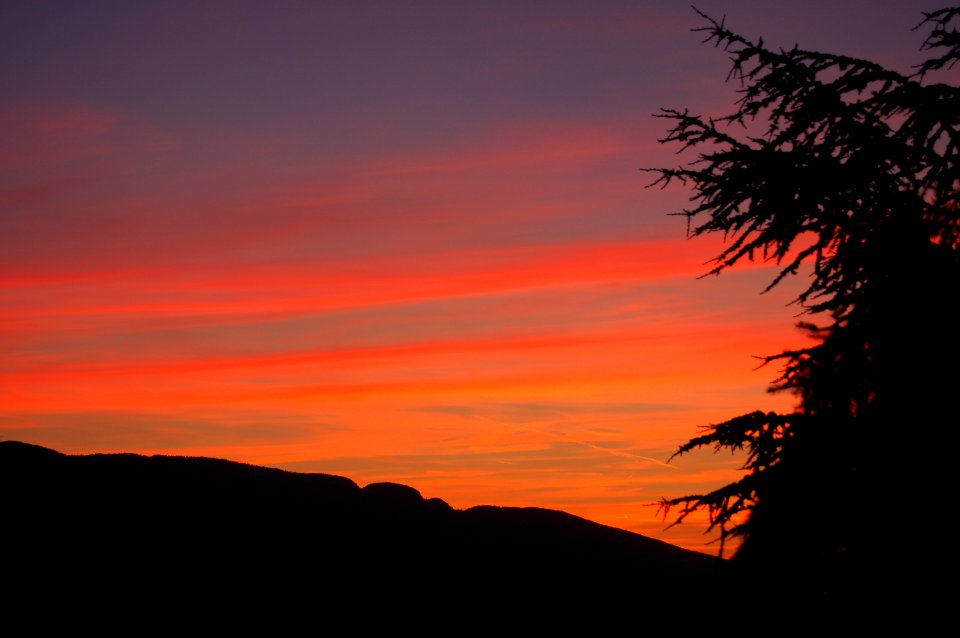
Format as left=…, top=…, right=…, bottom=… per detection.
left=2, top=440, right=719, bottom=612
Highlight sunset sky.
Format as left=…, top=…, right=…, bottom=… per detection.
left=1, top=0, right=944, bottom=553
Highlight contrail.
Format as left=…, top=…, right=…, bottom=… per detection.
left=517, top=425, right=678, bottom=470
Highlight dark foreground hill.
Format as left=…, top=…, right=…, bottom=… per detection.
left=2, top=440, right=721, bottom=617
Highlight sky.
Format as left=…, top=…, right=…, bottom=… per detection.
left=1, top=0, right=947, bottom=554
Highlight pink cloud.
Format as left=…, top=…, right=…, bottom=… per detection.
left=0, top=103, right=168, bottom=171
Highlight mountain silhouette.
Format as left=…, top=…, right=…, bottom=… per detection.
left=3, top=440, right=721, bottom=619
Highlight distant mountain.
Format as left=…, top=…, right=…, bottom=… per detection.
left=2, top=440, right=722, bottom=616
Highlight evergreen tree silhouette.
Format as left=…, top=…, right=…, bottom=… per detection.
left=649, top=7, right=960, bottom=602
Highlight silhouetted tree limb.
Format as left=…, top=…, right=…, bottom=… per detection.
left=646, top=8, right=958, bottom=318
left=917, top=7, right=960, bottom=75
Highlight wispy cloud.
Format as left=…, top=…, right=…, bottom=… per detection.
left=412, top=401, right=692, bottom=421
left=1, top=408, right=348, bottom=452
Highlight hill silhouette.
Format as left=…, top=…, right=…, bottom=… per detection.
left=2, top=440, right=720, bottom=618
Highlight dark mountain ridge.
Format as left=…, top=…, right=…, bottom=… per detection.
left=3, top=440, right=721, bottom=613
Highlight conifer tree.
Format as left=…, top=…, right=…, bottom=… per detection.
left=650, top=7, right=960, bottom=592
